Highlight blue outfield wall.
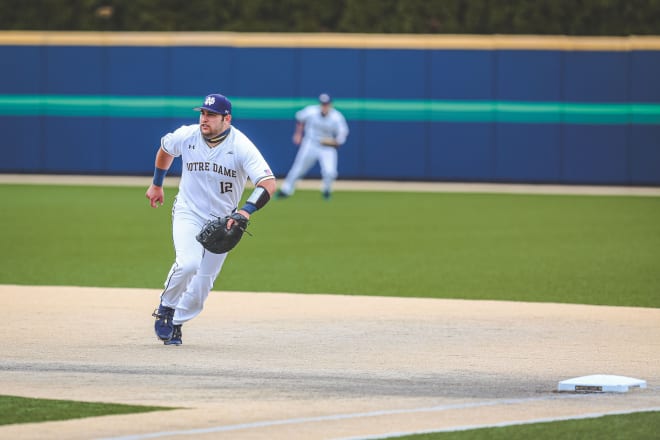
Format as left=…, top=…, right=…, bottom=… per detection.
left=0, top=32, right=659, bottom=185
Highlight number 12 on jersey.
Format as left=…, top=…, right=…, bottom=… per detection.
left=220, top=181, right=233, bottom=194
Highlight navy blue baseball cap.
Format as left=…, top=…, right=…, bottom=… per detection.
left=194, top=93, right=232, bottom=115
left=319, top=93, right=332, bottom=104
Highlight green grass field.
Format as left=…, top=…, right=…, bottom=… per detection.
left=391, top=410, right=660, bottom=440
left=1, top=184, right=658, bottom=307
left=1, top=182, right=658, bottom=437
left=0, top=395, right=173, bottom=426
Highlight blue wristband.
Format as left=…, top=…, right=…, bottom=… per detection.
left=241, top=203, right=258, bottom=214
left=153, top=167, right=167, bottom=186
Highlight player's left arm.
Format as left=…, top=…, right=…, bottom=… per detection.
left=228, top=177, right=276, bottom=229
left=334, top=113, right=349, bottom=146
left=320, top=114, right=349, bottom=148
left=197, top=176, right=277, bottom=252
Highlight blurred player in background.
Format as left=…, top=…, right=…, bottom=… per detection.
left=276, top=93, right=349, bottom=200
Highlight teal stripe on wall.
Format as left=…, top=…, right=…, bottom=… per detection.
left=1, top=95, right=659, bottom=125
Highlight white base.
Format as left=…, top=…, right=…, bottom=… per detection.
left=558, top=375, right=647, bottom=393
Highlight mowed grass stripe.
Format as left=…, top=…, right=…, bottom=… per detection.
left=0, top=184, right=658, bottom=307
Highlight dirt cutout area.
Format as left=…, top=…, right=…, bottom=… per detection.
left=1, top=285, right=659, bottom=440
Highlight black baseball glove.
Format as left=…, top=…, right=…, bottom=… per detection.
left=196, top=212, right=249, bottom=254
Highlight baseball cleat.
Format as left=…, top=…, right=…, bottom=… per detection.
left=164, top=325, right=182, bottom=346
left=152, top=305, right=175, bottom=341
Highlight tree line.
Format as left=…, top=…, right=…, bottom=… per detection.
left=1, top=0, right=659, bottom=35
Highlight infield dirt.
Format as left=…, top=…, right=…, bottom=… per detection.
left=1, top=285, right=659, bottom=440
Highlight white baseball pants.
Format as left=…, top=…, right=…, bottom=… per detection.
left=159, top=208, right=227, bottom=325
left=281, top=142, right=338, bottom=195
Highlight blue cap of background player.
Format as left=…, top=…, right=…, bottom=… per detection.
left=193, top=93, right=232, bottom=115
left=318, top=93, right=332, bottom=104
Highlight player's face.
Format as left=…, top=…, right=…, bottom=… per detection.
left=199, top=110, right=231, bottom=137
left=320, top=103, right=331, bottom=116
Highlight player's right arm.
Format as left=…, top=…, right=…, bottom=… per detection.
left=292, top=106, right=312, bottom=145
left=145, top=146, right=175, bottom=208
left=292, top=121, right=304, bottom=145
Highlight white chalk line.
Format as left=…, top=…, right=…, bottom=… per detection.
left=93, top=393, right=643, bottom=440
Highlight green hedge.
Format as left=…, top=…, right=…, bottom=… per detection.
left=1, top=0, right=659, bottom=35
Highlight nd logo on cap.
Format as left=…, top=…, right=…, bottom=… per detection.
left=194, top=93, right=232, bottom=115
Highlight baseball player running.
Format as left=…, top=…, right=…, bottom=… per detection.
left=276, top=93, right=349, bottom=200
left=145, top=93, right=276, bottom=346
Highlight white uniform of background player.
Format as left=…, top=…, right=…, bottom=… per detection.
left=146, top=93, right=276, bottom=345
left=277, top=93, right=349, bottom=199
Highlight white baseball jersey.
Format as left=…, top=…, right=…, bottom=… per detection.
left=161, top=124, right=274, bottom=220
left=279, top=104, right=349, bottom=196
left=296, top=105, right=349, bottom=147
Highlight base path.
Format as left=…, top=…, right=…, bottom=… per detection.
left=1, top=285, right=659, bottom=440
